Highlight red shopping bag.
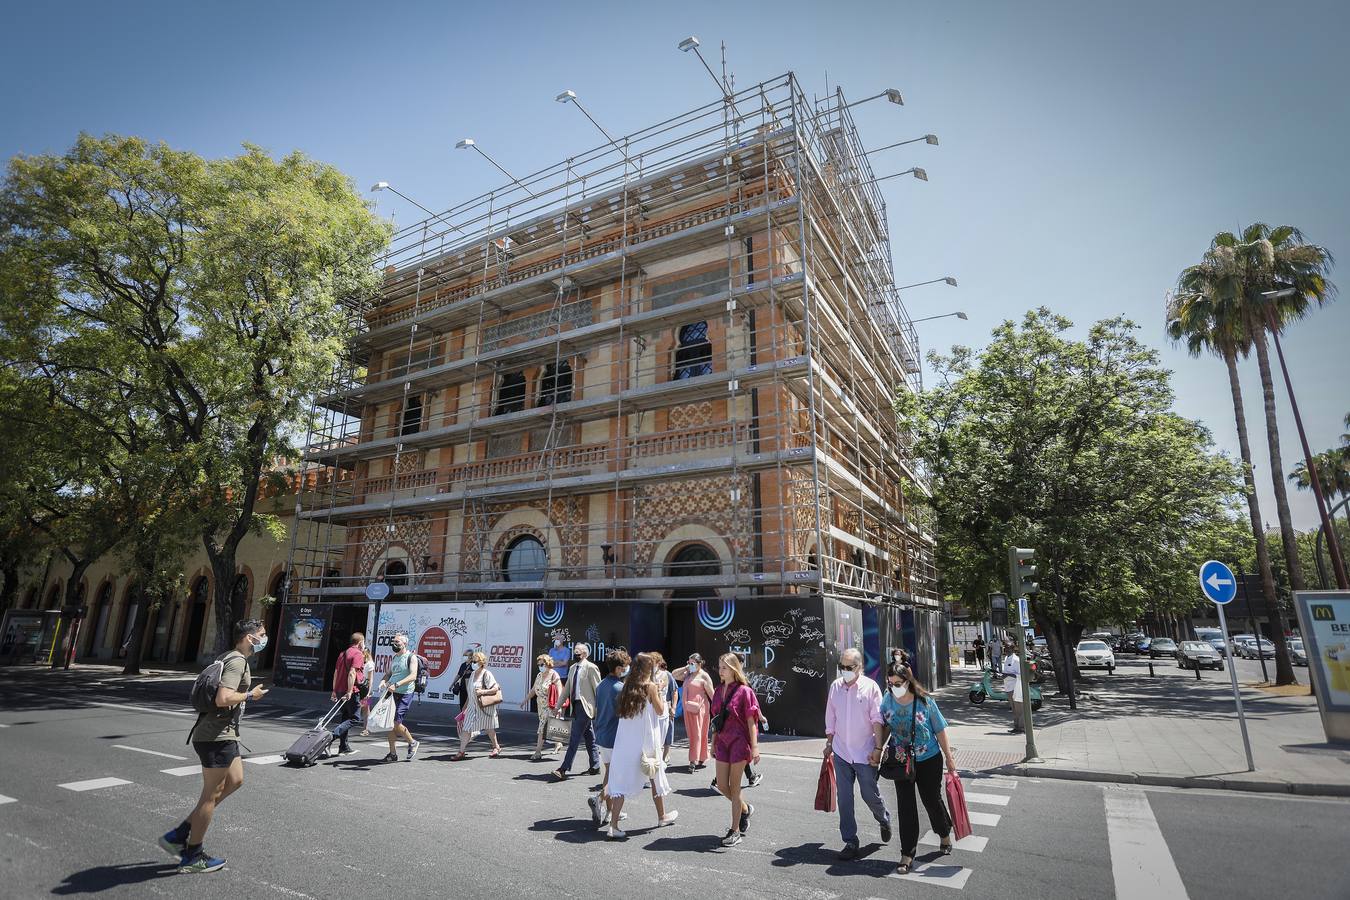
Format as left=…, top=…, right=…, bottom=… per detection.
left=814, top=757, right=837, bottom=813
left=945, top=771, right=972, bottom=840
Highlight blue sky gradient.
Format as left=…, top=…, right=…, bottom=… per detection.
left=3, top=0, right=1347, bottom=531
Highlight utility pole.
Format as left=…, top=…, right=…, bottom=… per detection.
left=1009, top=547, right=1042, bottom=762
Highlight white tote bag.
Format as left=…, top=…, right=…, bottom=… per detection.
left=368, top=693, right=395, bottom=732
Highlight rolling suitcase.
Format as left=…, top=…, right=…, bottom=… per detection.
left=284, top=698, right=345, bottom=767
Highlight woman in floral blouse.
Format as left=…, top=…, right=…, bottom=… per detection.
left=880, top=660, right=957, bottom=874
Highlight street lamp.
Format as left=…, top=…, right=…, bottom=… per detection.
left=897, top=276, right=958, bottom=291
left=678, top=35, right=731, bottom=98
left=866, top=134, right=939, bottom=157
left=556, top=89, right=624, bottom=155
left=859, top=167, right=928, bottom=186
left=910, top=311, right=968, bottom=324
left=370, top=182, right=436, bottom=217
left=455, top=138, right=537, bottom=199
left=1261, top=287, right=1349, bottom=588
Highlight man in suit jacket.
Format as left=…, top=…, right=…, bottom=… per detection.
left=553, top=642, right=601, bottom=780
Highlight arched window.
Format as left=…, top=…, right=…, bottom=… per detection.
left=538, top=361, right=573, bottom=406
left=673, top=322, right=713, bottom=379
left=380, top=559, right=408, bottom=587
left=494, top=372, right=527, bottom=415
left=667, top=543, right=720, bottom=577
left=502, top=536, right=547, bottom=583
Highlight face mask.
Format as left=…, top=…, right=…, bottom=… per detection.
left=471, top=662, right=481, bottom=671
left=538, top=664, right=547, bottom=672
left=890, top=684, right=909, bottom=699
left=892, top=654, right=904, bottom=664
left=688, top=663, right=699, bottom=673
left=618, top=666, right=630, bottom=678
left=841, top=669, right=859, bottom=684
left=251, top=635, right=268, bottom=653
left=393, top=646, right=405, bottom=654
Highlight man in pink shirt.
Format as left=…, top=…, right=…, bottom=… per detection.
left=823, top=647, right=892, bottom=860
left=328, top=632, right=367, bottom=756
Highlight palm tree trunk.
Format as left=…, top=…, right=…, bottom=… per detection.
left=1224, top=350, right=1294, bottom=684
left=1241, top=338, right=1297, bottom=684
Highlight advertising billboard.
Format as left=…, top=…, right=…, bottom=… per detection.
left=367, top=602, right=531, bottom=706
left=273, top=603, right=334, bottom=690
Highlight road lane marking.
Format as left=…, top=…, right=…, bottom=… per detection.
left=1104, top=787, right=1189, bottom=900
left=243, top=754, right=285, bottom=766
left=920, top=831, right=988, bottom=852
left=0, top=794, right=16, bottom=805
left=0, top=723, right=9, bottom=727
left=161, top=766, right=201, bottom=777
left=890, top=860, right=971, bottom=890
left=969, top=811, right=1001, bottom=826
left=59, top=777, right=133, bottom=792
left=113, top=745, right=187, bottom=760
left=87, top=701, right=196, bottom=718
left=963, top=792, right=1011, bottom=806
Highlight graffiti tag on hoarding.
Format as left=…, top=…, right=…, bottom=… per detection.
left=723, top=628, right=751, bottom=644
left=437, top=616, right=468, bottom=636
left=761, top=620, right=793, bottom=640
left=747, top=673, right=785, bottom=703
left=798, top=626, right=825, bottom=643
left=792, top=665, right=824, bottom=678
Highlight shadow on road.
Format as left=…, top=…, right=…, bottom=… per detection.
left=52, top=862, right=177, bottom=894
left=770, top=841, right=892, bottom=878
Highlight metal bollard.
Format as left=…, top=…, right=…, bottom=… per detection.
left=1148, top=659, right=1155, bottom=677
left=1194, top=662, right=1201, bottom=681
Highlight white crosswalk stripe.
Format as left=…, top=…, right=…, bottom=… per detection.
left=963, top=791, right=1011, bottom=806
left=0, top=794, right=16, bottom=805
left=1105, top=787, right=1189, bottom=900
left=968, top=811, right=1001, bottom=826
left=161, top=765, right=202, bottom=777
left=243, top=754, right=285, bottom=766
left=920, top=831, right=988, bottom=852
left=59, top=777, right=132, bottom=792
left=113, top=744, right=187, bottom=760
left=891, top=860, right=974, bottom=890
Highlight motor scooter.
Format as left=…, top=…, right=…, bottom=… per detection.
left=969, top=667, right=1043, bottom=710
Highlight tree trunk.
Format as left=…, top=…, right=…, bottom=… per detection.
left=51, top=558, right=92, bottom=669
left=205, top=545, right=240, bottom=655
left=0, top=560, right=19, bottom=611
left=121, top=588, right=152, bottom=676
left=1250, top=331, right=1299, bottom=683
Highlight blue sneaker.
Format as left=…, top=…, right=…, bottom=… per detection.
left=158, top=826, right=188, bottom=858
left=177, top=849, right=226, bottom=874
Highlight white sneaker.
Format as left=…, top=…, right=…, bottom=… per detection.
left=607, top=826, right=626, bottom=840
left=658, top=810, right=679, bottom=827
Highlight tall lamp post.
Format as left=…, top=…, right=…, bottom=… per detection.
left=1261, top=288, right=1349, bottom=589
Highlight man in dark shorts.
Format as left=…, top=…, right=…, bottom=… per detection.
left=159, top=619, right=269, bottom=874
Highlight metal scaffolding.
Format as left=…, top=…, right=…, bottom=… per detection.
left=285, top=72, right=937, bottom=613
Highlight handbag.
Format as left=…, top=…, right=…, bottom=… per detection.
left=478, top=673, right=503, bottom=709
left=711, top=683, right=742, bottom=733
left=814, top=756, right=837, bottom=812
left=544, top=715, right=572, bottom=745
left=878, top=699, right=918, bottom=782
left=945, top=770, right=972, bottom=840
left=368, top=693, right=395, bottom=732
left=640, top=752, right=661, bottom=778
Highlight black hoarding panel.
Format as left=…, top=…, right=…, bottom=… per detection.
left=273, top=603, right=334, bottom=691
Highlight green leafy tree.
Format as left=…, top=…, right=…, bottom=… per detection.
left=1, top=135, right=389, bottom=655
left=904, top=310, right=1248, bottom=690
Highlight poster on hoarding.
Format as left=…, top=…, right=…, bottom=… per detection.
left=1294, top=592, right=1350, bottom=713
left=366, top=603, right=531, bottom=706
left=273, top=603, right=334, bottom=690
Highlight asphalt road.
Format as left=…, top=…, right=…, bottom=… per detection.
left=1, top=671, right=1348, bottom=899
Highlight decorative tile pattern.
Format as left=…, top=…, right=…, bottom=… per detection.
left=632, top=474, right=754, bottom=572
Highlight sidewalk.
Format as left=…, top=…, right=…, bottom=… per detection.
left=934, top=658, right=1350, bottom=797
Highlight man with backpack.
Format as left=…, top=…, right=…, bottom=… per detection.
left=380, top=632, right=420, bottom=762
left=159, top=618, right=269, bottom=874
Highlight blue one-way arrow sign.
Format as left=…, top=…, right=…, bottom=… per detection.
left=1199, top=559, right=1237, bottom=605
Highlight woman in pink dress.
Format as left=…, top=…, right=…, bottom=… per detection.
left=673, top=653, right=715, bottom=770
left=710, top=653, right=760, bottom=847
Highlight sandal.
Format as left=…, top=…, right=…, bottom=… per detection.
left=940, top=837, right=954, bottom=855
left=897, top=855, right=914, bottom=875
left=530, top=752, right=542, bottom=762
left=450, top=752, right=467, bottom=761
left=489, top=748, right=501, bottom=758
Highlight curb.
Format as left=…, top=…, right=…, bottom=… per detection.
left=994, top=763, right=1350, bottom=799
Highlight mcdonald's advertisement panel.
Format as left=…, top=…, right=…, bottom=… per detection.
left=1293, top=591, right=1350, bottom=743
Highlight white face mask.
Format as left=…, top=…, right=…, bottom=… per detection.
left=618, top=666, right=630, bottom=678
left=688, top=663, right=699, bottom=673
left=890, top=684, right=909, bottom=699
left=842, top=669, right=859, bottom=684
left=538, top=664, right=547, bottom=673
left=471, top=662, right=481, bottom=671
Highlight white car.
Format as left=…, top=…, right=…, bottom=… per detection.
left=1075, top=640, right=1116, bottom=672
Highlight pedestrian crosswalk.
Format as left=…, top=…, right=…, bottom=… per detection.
left=888, top=774, right=1019, bottom=891
left=58, top=777, right=133, bottom=792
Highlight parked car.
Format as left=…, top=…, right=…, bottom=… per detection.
left=1206, top=637, right=1230, bottom=657
left=1135, top=636, right=1152, bottom=655
left=1290, top=639, right=1307, bottom=666
left=1230, top=635, right=1256, bottom=658
left=1148, top=637, right=1177, bottom=659
left=1176, top=641, right=1224, bottom=671
left=1239, top=638, right=1276, bottom=659
left=1194, top=627, right=1224, bottom=645
left=1074, top=640, right=1116, bottom=673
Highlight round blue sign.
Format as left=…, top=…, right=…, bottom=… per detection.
left=1199, top=560, right=1237, bottom=605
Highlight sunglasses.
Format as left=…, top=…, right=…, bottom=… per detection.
left=837, top=663, right=858, bottom=671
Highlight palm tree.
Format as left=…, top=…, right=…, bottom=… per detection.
left=1167, top=268, right=1293, bottom=685
left=1207, top=224, right=1337, bottom=595
left=1289, top=413, right=1350, bottom=585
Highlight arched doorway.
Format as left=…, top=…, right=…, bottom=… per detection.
left=84, top=582, right=115, bottom=658
left=180, top=576, right=210, bottom=664
left=257, top=572, right=287, bottom=670
left=380, top=558, right=409, bottom=587
left=146, top=591, right=179, bottom=663
left=666, top=543, right=722, bottom=660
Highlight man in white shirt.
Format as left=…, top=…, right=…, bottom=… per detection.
left=1001, top=639, right=1023, bottom=734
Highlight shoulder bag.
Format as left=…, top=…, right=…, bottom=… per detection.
left=878, top=698, right=917, bottom=782
left=479, top=672, right=503, bottom=709
left=711, top=683, right=741, bottom=733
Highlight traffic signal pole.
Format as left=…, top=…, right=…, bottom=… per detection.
left=1009, top=547, right=1042, bottom=762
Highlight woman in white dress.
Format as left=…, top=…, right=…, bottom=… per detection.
left=605, top=652, right=679, bottom=839
left=452, top=651, right=502, bottom=759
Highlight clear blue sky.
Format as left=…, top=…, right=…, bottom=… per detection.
left=4, top=0, right=1348, bottom=532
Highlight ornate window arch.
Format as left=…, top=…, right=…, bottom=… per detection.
left=502, top=534, right=547, bottom=583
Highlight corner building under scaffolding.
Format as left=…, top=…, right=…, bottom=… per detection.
left=290, top=74, right=941, bottom=735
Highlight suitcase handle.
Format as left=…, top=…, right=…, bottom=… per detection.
left=316, top=697, right=347, bottom=730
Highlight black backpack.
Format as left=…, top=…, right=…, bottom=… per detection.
left=189, top=651, right=241, bottom=714
left=413, top=653, right=430, bottom=694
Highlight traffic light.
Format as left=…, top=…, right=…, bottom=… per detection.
left=1008, top=547, right=1039, bottom=599
left=989, top=592, right=1009, bottom=627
